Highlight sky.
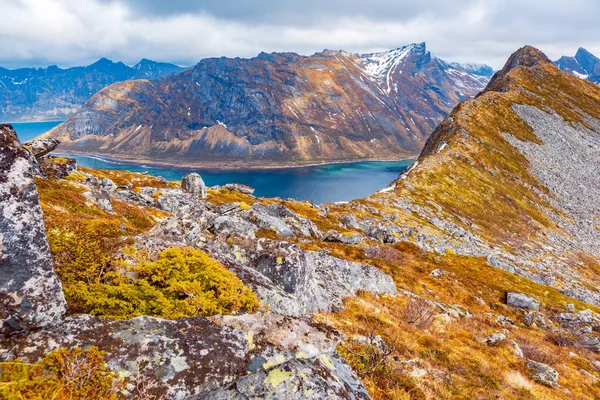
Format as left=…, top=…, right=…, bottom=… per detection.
left=1, top=0, right=598, bottom=69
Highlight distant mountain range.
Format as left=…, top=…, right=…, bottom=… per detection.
left=0, top=58, right=189, bottom=122
left=46, top=43, right=493, bottom=167
left=555, top=47, right=600, bottom=83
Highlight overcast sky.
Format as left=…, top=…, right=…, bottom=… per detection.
left=1, top=0, right=598, bottom=69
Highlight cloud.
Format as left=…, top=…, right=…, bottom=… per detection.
left=0, top=0, right=598, bottom=69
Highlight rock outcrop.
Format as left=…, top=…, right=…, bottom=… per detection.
left=0, top=130, right=373, bottom=398
left=527, top=360, right=559, bottom=386
left=506, top=292, right=540, bottom=311
left=1, top=312, right=364, bottom=399
left=0, top=124, right=67, bottom=334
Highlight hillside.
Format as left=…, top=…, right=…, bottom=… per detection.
left=3, top=45, right=600, bottom=399
left=45, top=43, right=491, bottom=167
left=0, top=58, right=188, bottom=122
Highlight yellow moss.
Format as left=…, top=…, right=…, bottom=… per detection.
left=264, top=368, right=293, bottom=388
left=0, top=347, right=123, bottom=400
left=153, top=190, right=163, bottom=201
left=239, top=201, right=252, bottom=211
left=78, top=167, right=177, bottom=190
left=35, top=176, right=171, bottom=314
left=64, top=171, right=87, bottom=181
left=207, top=188, right=257, bottom=206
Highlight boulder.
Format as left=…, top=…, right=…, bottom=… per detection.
left=224, top=183, right=255, bottom=195
left=182, top=172, right=207, bottom=198
left=83, top=190, right=114, bottom=213
left=506, top=292, right=540, bottom=311
left=527, top=360, right=559, bottom=386
left=509, top=340, right=524, bottom=358
left=324, top=231, right=365, bottom=245
left=0, top=124, right=67, bottom=334
left=22, top=138, right=60, bottom=159
left=208, top=239, right=397, bottom=316
left=199, top=353, right=370, bottom=400
left=212, top=215, right=257, bottom=239
left=1, top=312, right=363, bottom=399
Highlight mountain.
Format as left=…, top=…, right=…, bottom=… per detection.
left=5, top=46, right=600, bottom=399
left=374, top=45, right=600, bottom=304
left=449, top=61, right=495, bottom=76
left=45, top=43, right=492, bottom=167
left=555, top=47, right=600, bottom=83
left=0, top=58, right=188, bottom=122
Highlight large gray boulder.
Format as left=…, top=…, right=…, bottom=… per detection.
left=0, top=124, right=67, bottom=334
left=207, top=239, right=397, bottom=316
left=182, top=172, right=207, bottom=198
left=1, top=312, right=365, bottom=399
left=506, top=291, right=540, bottom=311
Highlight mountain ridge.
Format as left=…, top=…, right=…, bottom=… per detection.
left=0, top=58, right=189, bottom=122
left=45, top=43, right=493, bottom=167
left=555, top=47, right=600, bottom=83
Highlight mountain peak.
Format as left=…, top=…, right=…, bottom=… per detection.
left=485, top=46, right=552, bottom=92
left=91, top=57, right=114, bottom=66
left=502, top=45, right=552, bottom=70
left=575, top=47, right=595, bottom=59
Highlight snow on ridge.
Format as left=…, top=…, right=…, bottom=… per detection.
left=573, top=71, right=590, bottom=80
left=360, top=44, right=416, bottom=82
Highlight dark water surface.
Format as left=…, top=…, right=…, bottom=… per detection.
left=10, top=121, right=413, bottom=203
left=69, top=155, right=413, bottom=204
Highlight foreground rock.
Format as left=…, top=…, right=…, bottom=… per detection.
left=0, top=129, right=373, bottom=398
left=1, top=312, right=364, bottom=399
left=0, top=124, right=67, bottom=334
left=144, top=217, right=396, bottom=316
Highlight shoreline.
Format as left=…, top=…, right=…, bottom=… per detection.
left=54, top=150, right=417, bottom=171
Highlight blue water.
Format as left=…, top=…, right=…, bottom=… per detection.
left=10, top=121, right=413, bottom=203
left=10, top=120, right=64, bottom=142
left=67, top=155, right=413, bottom=203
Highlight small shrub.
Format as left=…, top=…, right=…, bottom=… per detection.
left=400, top=297, right=437, bottom=329
left=0, top=347, right=122, bottom=399
left=518, top=340, right=559, bottom=366
left=71, top=247, right=260, bottom=319
left=338, top=316, right=398, bottom=378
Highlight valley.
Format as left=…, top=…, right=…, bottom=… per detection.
left=44, top=43, right=492, bottom=166
left=3, top=45, right=600, bottom=399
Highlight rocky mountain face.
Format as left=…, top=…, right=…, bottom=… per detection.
left=0, top=58, right=188, bottom=122
left=4, top=46, right=600, bottom=399
left=376, top=46, right=600, bottom=305
left=555, top=47, right=600, bottom=83
left=46, top=43, right=491, bottom=167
